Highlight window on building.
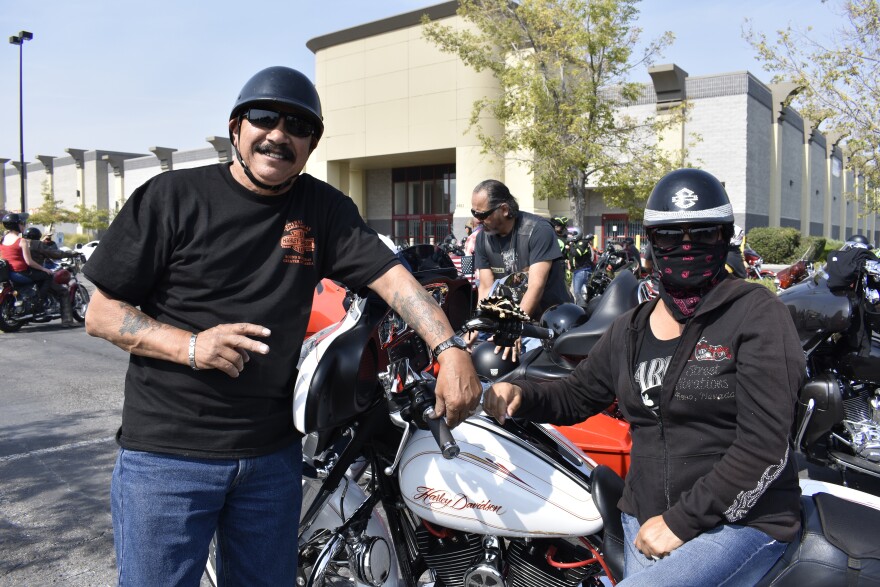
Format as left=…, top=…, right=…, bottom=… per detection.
left=391, top=164, right=455, bottom=246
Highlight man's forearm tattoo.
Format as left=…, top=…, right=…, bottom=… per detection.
left=117, top=302, right=162, bottom=336
left=391, top=288, right=447, bottom=343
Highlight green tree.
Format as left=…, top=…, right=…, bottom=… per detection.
left=422, top=0, right=690, bottom=224
left=745, top=0, right=880, bottom=209
left=27, top=180, right=77, bottom=231
left=75, top=203, right=111, bottom=233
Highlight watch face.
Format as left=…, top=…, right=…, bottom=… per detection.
left=452, top=336, right=467, bottom=348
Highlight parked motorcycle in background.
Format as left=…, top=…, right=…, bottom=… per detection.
left=775, top=245, right=818, bottom=290
left=0, top=252, right=89, bottom=332
left=781, top=256, right=880, bottom=495
left=743, top=244, right=776, bottom=280
left=581, top=240, right=639, bottom=314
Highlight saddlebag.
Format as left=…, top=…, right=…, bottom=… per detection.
left=0, top=259, right=9, bottom=282
left=757, top=494, right=880, bottom=586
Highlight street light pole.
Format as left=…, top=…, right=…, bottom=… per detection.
left=9, top=30, right=33, bottom=214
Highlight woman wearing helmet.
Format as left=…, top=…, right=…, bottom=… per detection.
left=1, top=213, right=54, bottom=312
left=485, top=169, right=803, bottom=585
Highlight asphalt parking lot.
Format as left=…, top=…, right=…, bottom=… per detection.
left=0, top=283, right=215, bottom=586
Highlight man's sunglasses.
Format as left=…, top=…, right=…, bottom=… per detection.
left=243, top=108, right=316, bottom=138
left=471, top=205, right=501, bottom=220
left=648, top=225, right=725, bottom=248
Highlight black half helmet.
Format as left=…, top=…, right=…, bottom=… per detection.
left=472, top=341, right=517, bottom=380
left=643, top=168, right=734, bottom=228
left=540, top=303, right=588, bottom=337
left=2, top=213, right=24, bottom=231
left=23, top=227, right=41, bottom=240
left=847, top=234, right=873, bottom=250
left=230, top=66, right=324, bottom=141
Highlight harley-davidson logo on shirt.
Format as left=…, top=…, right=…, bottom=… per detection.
left=280, top=220, right=315, bottom=265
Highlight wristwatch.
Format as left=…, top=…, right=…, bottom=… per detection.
left=432, top=335, right=468, bottom=358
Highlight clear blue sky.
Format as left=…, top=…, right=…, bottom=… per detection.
left=0, top=0, right=846, bottom=161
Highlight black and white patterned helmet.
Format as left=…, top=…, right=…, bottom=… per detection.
left=643, top=168, right=734, bottom=228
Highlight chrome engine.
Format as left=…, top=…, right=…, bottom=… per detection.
left=416, top=526, right=601, bottom=587
left=841, top=386, right=880, bottom=463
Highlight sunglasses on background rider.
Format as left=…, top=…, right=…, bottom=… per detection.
left=648, top=225, right=725, bottom=249
left=471, top=205, right=501, bottom=220
left=243, top=108, right=316, bottom=138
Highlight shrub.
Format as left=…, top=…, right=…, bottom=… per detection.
left=63, top=233, right=94, bottom=246
left=746, top=227, right=801, bottom=264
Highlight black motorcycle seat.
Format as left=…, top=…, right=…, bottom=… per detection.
left=554, top=271, right=639, bottom=359
left=756, top=494, right=880, bottom=586
left=590, top=464, right=625, bottom=583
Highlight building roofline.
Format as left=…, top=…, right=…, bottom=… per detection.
left=306, top=1, right=459, bottom=53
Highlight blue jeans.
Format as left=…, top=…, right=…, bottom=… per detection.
left=572, top=268, right=592, bottom=305
left=619, top=513, right=787, bottom=586
left=112, top=443, right=302, bottom=586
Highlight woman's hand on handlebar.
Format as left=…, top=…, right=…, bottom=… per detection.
left=483, top=382, right=522, bottom=425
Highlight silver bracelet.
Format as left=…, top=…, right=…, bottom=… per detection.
left=188, top=333, right=199, bottom=370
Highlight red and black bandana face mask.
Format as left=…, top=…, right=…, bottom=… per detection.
left=652, top=241, right=728, bottom=322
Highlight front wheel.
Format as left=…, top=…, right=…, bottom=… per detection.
left=72, top=287, right=90, bottom=322
left=0, top=296, right=23, bottom=333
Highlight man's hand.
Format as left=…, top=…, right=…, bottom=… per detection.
left=482, top=382, right=522, bottom=424
left=432, top=347, right=482, bottom=428
left=368, top=265, right=481, bottom=427
left=633, top=515, right=684, bottom=560
left=193, top=323, right=272, bottom=377
left=495, top=338, right=522, bottom=362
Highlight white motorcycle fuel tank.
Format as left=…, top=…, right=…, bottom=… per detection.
left=398, top=417, right=603, bottom=538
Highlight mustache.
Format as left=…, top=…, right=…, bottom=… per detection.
left=254, top=142, right=295, bottom=161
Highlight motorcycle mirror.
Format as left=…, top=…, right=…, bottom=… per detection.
left=494, top=272, right=528, bottom=303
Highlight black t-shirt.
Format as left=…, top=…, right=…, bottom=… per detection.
left=635, top=326, right=740, bottom=418
left=474, top=212, right=571, bottom=312
left=634, top=327, right=677, bottom=415
left=84, top=164, right=399, bottom=458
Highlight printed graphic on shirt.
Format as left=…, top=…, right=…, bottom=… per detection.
left=281, top=220, right=315, bottom=265
left=634, top=355, right=671, bottom=410
left=693, top=337, right=733, bottom=362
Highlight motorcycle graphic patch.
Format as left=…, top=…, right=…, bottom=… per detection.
left=671, top=187, right=699, bottom=209
left=280, top=220, right=315, bottom=265
left=693, top=337, right=733, bottom=362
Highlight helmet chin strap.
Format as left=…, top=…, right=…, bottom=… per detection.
left=230, top=120, right=296, bottom=193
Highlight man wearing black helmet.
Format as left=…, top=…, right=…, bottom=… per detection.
left=22, top=227, right=76, bottom=326
left=83, top=66, right=481, bottom=586
left=485, top=169, right=803, bottom=585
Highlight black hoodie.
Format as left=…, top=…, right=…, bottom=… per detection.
left=514, top=277, right=804, bottom=542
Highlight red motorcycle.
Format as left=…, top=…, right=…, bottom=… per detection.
left=0, top=253, right=89, bottom=332
left=744, top=244, right=776, bottom=280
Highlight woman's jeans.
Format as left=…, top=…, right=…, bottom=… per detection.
left=111, top=443, right=302, bottom=586
left=619, top=513, right=787, bottom=586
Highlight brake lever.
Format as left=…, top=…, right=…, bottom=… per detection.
left=384, top=420, right=414, bottom=476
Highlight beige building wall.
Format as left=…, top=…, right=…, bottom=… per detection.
left=309, top=2, right=507, bottom=238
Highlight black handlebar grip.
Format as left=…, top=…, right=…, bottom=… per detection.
left=520, top=323, right=554, bottom=340
left=423, top=407, right=460, bottom=459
